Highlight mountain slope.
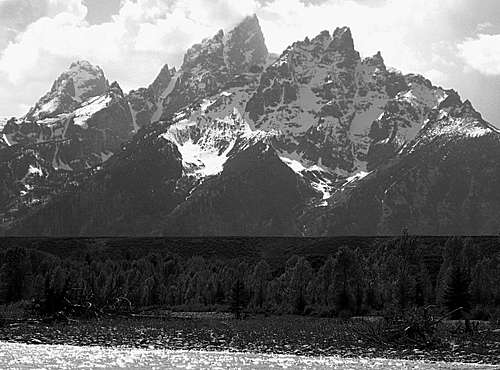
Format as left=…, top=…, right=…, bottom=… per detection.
left=302, top=98, right=500, bottom=235
left=0, top=63, right=135, bottom=226
left=7, top=125, right=183, bottom=236
left=162, top=141, right=315, bottom=236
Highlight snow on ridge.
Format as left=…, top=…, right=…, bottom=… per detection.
left=279, top=151, right=335, bottom=201
left=407, top=116, right=496, bottom=154
left=427, top=118, right=493, bottom=139
left=398, top=83, right=447, bottom=110
left=73, top=95, right=112, bottom=128
left=345, top=171, right=371, bottom=184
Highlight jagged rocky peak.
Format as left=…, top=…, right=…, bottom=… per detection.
left=64, top=60, right=109, bottom=101
left=363, top=51, right=385, bottom=69
left=404, top=97, right=499, bottom=156
left=224, top=14, right=269, bottom=73
left=26, top=60, right=109, bottom=121
left=303, top=26, right=356, bottom=53
left=437, top=89, right=462, bottom=110
left=329, top=26, right=355, bottom=51
left=181, top=14, right=268, bottom=73
left=181, top=29, right=225, bottom=71
left=109, top=81, right=124, bottom=97
left=148, top=64, right=174, bottom=99
left=156, top=15, right=269, bottom=121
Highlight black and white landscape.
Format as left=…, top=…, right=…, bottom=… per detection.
left=2, top=13, right=500, bottom=236
left=0, top=0, right=499, bottom=368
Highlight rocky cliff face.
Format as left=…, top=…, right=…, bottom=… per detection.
left=157, top=14, right=268, bottom=122
left=25, top=61, right=109, bottom=121
left=4, top=16, right=500, bottom=236
left=245, top=28, right=450, bottom=182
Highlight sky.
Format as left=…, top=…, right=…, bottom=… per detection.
left=0, top=0, right=499, bottom=125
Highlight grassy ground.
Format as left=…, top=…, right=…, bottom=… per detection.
left=0, top=315, right=498, bottom=365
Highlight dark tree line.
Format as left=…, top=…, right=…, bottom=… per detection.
left=0, top=236, right=499, bottom=320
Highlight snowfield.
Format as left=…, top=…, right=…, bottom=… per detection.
left=0, top=342, right=495, bottom=370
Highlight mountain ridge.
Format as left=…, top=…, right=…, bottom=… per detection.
left=2, top=16, right=500, bottom=236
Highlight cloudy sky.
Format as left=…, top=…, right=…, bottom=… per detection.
left=0, top=0, right=499, bottom=124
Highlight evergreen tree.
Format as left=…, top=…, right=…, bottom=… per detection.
left=444, top=264, right=471, bottom=319
left=0, top=248, right=32, bottom=303
left=332, top=247, right=361, bottom=315
left=230, top=277, right=248, bottom=319
left=251, top=260, right=271, bottom=310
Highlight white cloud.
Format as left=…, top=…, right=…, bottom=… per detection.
left=257, top=0, right=462, bottom=75
left=0, top=0, right=498, bottom=121
left=0, top=0, right=262, bottom=116
left=458, top=34, right=500, bottom=75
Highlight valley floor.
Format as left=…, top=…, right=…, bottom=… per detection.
left=0, top=315, right=498, bottom=366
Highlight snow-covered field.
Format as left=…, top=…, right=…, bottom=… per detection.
left=0, top=342, right=495, bottom=369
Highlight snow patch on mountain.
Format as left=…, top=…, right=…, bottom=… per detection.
left=0, top=117, right=8, bottom=131
left=28, top=164, right=43, bottom=177
left=27, top=60, right=108, bottom=121
left=399, top=82, right=447, bottom=109
left=279, top=151, right=336, bottom=201
left=345, top=171, right=371, bottom=184
left=159, top=119, right=237, bottom=177
left=157, top=84, right=273, bottom=179
left=73, top=95, right=112, bottom=128
left=418, top=116, right=496, bottom=143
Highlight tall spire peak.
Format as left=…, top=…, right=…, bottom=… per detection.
left=224, top=14, right=269, bottom=73
left=330, top=26, right=354, bottom=51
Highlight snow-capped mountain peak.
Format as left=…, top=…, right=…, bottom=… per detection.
left=25, top=60, right=109, bottom=121
left=407, top=98, right=499, bottom=153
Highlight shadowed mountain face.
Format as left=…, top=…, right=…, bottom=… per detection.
left=8, top=126, right=184, bottom=236
left=301, top=99, right=500, bottom=236
left=162, top=141, right=315, bottom=236
left=3, top=15, right=500, bottom=236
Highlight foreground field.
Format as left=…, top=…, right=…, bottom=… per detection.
left=0, top=342, right=497, bottom=370
left=0, top=316, right=498, bottom=365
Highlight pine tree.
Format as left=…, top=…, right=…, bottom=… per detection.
left=331, top=247, right=361, bottom=315
left=444, top=264, right=471, bottom=319
left=251, top=261, right=271, bottom=310
left=0, top=248, right=32, bottom=303
left=230, top=278, right=248, bottom=319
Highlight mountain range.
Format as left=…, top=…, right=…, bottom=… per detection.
left=2, top=15, right=500, bottom=236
